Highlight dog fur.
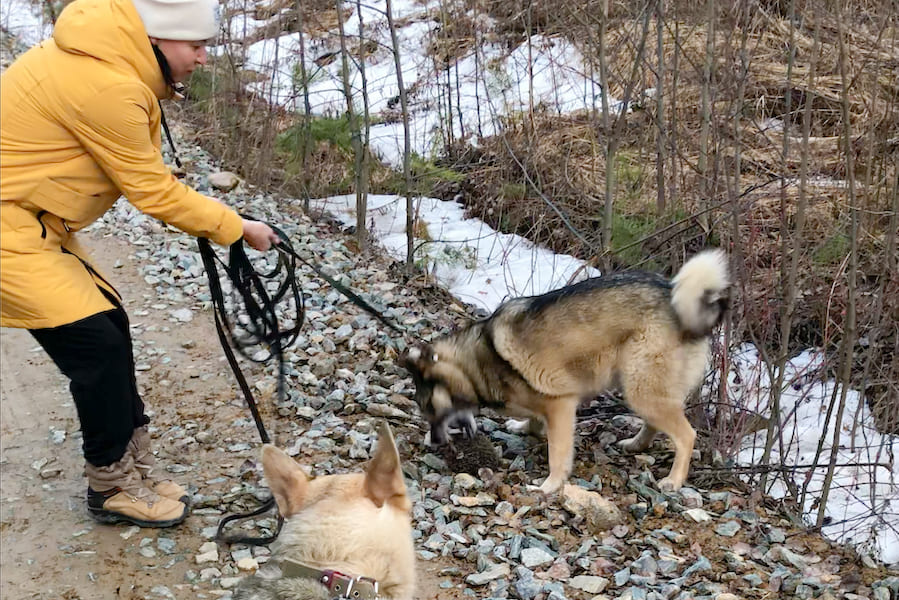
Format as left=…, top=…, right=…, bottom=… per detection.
left=233, top=422, right=416, bottom=600
left=401, top=250, right=730, bottom=494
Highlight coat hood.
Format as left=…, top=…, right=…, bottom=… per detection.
left=52, top=0, right=168, bottom=99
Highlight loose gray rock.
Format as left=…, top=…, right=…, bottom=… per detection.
left=464, top=562, right=509, bottom=586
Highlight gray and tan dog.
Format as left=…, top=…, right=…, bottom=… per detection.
left=233, top=422, right=416, bottom=600
left=401, top=250, right=730, bottom=494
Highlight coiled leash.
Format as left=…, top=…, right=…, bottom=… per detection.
left=198, top=222, right=304, bottom=545
left=199, top=221, right=410, bottom=545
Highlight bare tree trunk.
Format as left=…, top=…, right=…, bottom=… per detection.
left=598, top=0, right=613, bottom=271
left=599, top=0, right=655, bottom=270
left=527, top=0, right=536, bottom=133
left=385, top=0, right=415, bottom=271
left=294, top=0, right=313, bottom=212
left=817, top=12, right=860, bottom=528
left=654, top=0, right=666, bottom=214
left=44, top=0, right=57, bottom=24
left=474, top=22, right=484, bottom=138
left=669, top=18, right=679, bottom=206
left=760, top=0, right=799, bottom=491
left=335, top=0, right=366, bottom=244
left=454, top=59, right=464, bottom=143
left=697, top=0, right=715, bottom=233
left=257, top=10, right=283, bottom=182
left=444, top=65, right=454, bottom=149
left=356, top=0, right=371, bottom=249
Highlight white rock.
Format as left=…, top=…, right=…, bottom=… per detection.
left=220, top=576, right=243, bottom=589
left=520, top=547, right=554, bottom=568
left=569, top=575, right=610, bottom=594
left=196, top=541, right=219, bottom=564
left=170, top=308, right=193, bottom=323
left=365, top=403, right=411, bottom=419
left=208, top=171, right=240, bottom=192
left=196, top=551, right=218, bottom=564
left=561, top=484, right=623, bottom=533
left=684, top=508, right=713, bottom=523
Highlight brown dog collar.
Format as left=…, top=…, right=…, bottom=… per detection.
left=278, top=558, right=380, bottom=599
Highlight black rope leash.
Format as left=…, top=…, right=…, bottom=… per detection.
left=199, top=224, right=305, bottom=545
left=272, top=238, right=407, bottom=337
left=199, top=220, right=411, bottom=545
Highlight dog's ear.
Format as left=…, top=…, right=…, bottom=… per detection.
left=364, top=422, right=410, bottom=510
left=261, top=444, right=310, bottom=518
left=399, top=343, right=435, bottom=373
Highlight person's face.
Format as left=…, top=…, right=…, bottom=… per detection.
left=151, top=38, right=208, bottom=83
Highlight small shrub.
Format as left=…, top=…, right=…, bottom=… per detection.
left=381, top=154, right=465, bottom=196
left=812, top=232, right=850, bottom=266
left=277, top=116, right=355, bottom=156
left=500, top=182, right=528, bottom=201
left=291, top=62, right=326, bottom=89
left=614, top=150, right=647, bottom=203
left=610, top=212, right=656, bottom=265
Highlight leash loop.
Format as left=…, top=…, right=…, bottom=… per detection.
left=199, top=219, right=411, bottom=545
left=199, top=228, right=304, bottom=544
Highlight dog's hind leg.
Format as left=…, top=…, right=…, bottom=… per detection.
left=618, top=423, right=658, bottom=453
left=537, top=397, right=579, bottom=494
left=652, top=410, right=695, bottom=492
left=621, top=351, right=698, bottom=492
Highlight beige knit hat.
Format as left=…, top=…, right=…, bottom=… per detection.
left=132, top=0, right=220, bottom=41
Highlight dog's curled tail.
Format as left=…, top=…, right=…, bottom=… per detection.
left=670, top=249, right=730, bottom=337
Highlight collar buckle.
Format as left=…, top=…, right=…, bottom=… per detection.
left=279, top=559, right=380, bottom=599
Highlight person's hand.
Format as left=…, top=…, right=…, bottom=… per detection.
left=242, top=219, right=280, bottom=252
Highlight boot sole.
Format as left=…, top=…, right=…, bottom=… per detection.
left=88, top=505, right=189, bottom=528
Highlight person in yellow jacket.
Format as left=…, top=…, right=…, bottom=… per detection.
left=0, top=0, right=280, bottom=527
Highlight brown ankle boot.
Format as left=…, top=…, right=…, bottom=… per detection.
left=85, top=453, right=188, bottom=528
left=128, top=426, right=190, bottom=504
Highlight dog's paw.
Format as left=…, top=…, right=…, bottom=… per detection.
left=535, top=477, right=565, bottom=496
left=617, top=436, right=651, bottom=453
left=505, top=418, right=531, bottom=434
left=657, top=477, right=682, bottom=493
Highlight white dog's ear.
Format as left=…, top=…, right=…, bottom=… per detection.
left=364, top=422, right=409, bottom=510
left=261, top=444, right=310, bottom=518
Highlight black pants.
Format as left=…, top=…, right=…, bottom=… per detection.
left=29, top=306, right=149, bottom=467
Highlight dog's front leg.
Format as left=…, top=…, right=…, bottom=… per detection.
left=537, top=397, right=580, bottom=494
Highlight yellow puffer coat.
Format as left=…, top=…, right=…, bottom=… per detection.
left=0, top=0, right=243, bottom=329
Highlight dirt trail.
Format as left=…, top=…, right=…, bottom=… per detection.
left=1, top=231, right=228, bottom=599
